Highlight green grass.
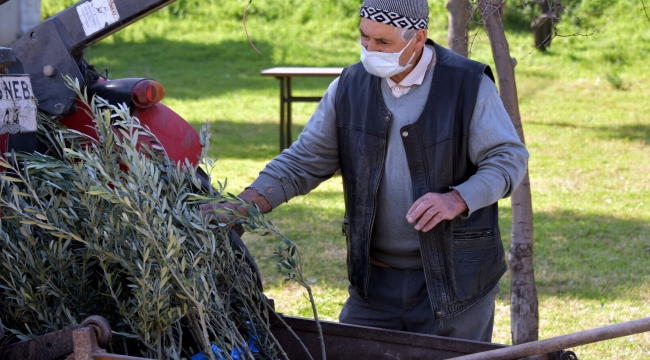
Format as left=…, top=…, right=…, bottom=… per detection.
left=41, top=0, right=650, bottom=358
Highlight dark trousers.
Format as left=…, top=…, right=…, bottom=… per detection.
left=339, top=264, right=498, bottom=342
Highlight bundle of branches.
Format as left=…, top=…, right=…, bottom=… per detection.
left=0, top=78, right=301, bottom=359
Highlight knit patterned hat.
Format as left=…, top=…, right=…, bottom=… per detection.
left=360, top=0, right=429, bottom=30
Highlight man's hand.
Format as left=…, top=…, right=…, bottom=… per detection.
left=406, top=190, right=468, bottom=232
left=199, top=187, right=272, bottom=223
left=199, top=202, right=248, bottom=221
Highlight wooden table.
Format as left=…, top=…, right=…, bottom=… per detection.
left=261, top=67, right=343, bottom=152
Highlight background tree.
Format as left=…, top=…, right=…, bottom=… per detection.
left=531, top=0, right=552, bottom=50
left=478, top=0, right=539, bottom=345
left=531, top=0, right=562, bottom=51
left=446, top=0, right=471, bottom=57
left=446, top=0, right=540, bottom=345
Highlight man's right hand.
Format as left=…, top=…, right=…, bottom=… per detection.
left=199, top=187, right=272, bottom=224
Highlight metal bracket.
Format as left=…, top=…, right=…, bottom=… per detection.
left=7, top=20, right=83, bottom=115
left=549, top=350, right=579, bottom=360
left=0, top=47, right=15, bottom=68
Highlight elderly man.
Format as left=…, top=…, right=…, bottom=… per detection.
left=205, top=0, right=529, bottom=342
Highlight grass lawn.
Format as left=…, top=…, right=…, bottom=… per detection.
left=42, top=0, right=650, bottom=358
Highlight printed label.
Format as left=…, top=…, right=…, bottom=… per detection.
left=0, top=75, right=37, bottom=134
left=77, top=0, right=120, bottom=37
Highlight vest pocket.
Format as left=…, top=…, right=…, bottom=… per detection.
left=450, top=229, right=499, bottom=301
left=452, top=230, right=496, bottom=263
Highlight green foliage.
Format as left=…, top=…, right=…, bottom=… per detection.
left=502, top=2, right=538, bottom=33
left=0, top=79, right=295, bottom=359
left=579, top=0, right=618, bottom=18
left=165, top=0, right=214, bottom=19
left=605, top=71, right=626, bottom=89
left=41, top=0, right=77, bottom=19
left=273, top=238, right=326, bottom=360
left=275, top=239, right=301, bottom=283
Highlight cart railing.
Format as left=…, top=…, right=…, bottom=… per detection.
left=451, top=317, right=650, bottom=360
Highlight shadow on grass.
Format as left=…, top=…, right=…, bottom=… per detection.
left=593, top=123, right=650, bottom=145
left=86, top=36, right=343, bottom=101
left=498, top=208, right=649, bottom=301
left=525, top=121, right=650, bottom=146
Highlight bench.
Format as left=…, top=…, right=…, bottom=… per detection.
left=261, top=67, right=343, bottom=152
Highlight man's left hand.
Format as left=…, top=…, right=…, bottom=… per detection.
left=406, top=190, right=468, bottom=232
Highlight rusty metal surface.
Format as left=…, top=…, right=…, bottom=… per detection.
left=73, top=327, right=101, bottom=360
left=71, top=327, right=153, bottom=360
left=271, top=315, right=505, bottom=360
left=81, top=316, right=112, bottom=350
left=0, top=324, right=81, bottom=360
left=0, top=315, right=117, bottom=360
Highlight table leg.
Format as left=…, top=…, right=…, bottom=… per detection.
left=273, top=74, right=325, bottom=152
left=279, top=77, right=287, bottom=153
left=286, top=76, right=292, bottom=149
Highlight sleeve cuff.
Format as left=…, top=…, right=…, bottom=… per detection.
left=451, top=178, right=501, bottom=218
left=249, top=173, right=295, bottom=209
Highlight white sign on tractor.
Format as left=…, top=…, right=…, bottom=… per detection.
left=76, top=0, right=120, bottom=37
left=0, top=74, right=37, bottom=134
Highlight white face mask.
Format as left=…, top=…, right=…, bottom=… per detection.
left=359, top=37, right=417, bottom=78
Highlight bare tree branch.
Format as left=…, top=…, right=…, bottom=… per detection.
left=243, top=0, right=262, bottom=54
left=554, top=28, right=597, bottom=38
left=641, top=0, right=650, bottom=23
left=467, top=25, right=484, bottom=57
left=466, top=4, right=485, bottom=57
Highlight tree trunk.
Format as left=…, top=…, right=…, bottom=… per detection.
left=476, top=0, right=539, bottom=345
left=446, top=0, right=471, bottom=57
left=531, top=0, right=553, bottom=51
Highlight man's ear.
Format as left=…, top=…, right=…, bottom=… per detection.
left=415, top=29, right=428, bottom=52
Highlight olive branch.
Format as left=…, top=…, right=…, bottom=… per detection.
left=0, top=76, right=325, bottom=359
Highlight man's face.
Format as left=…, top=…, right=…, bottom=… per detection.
left=359, top=18, right=421, bottom=67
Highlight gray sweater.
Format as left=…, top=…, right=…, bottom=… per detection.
left=250, top=58, right=529, bottom=269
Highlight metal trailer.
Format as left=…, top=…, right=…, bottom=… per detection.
left=2, top=313, right=650, bottom=359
